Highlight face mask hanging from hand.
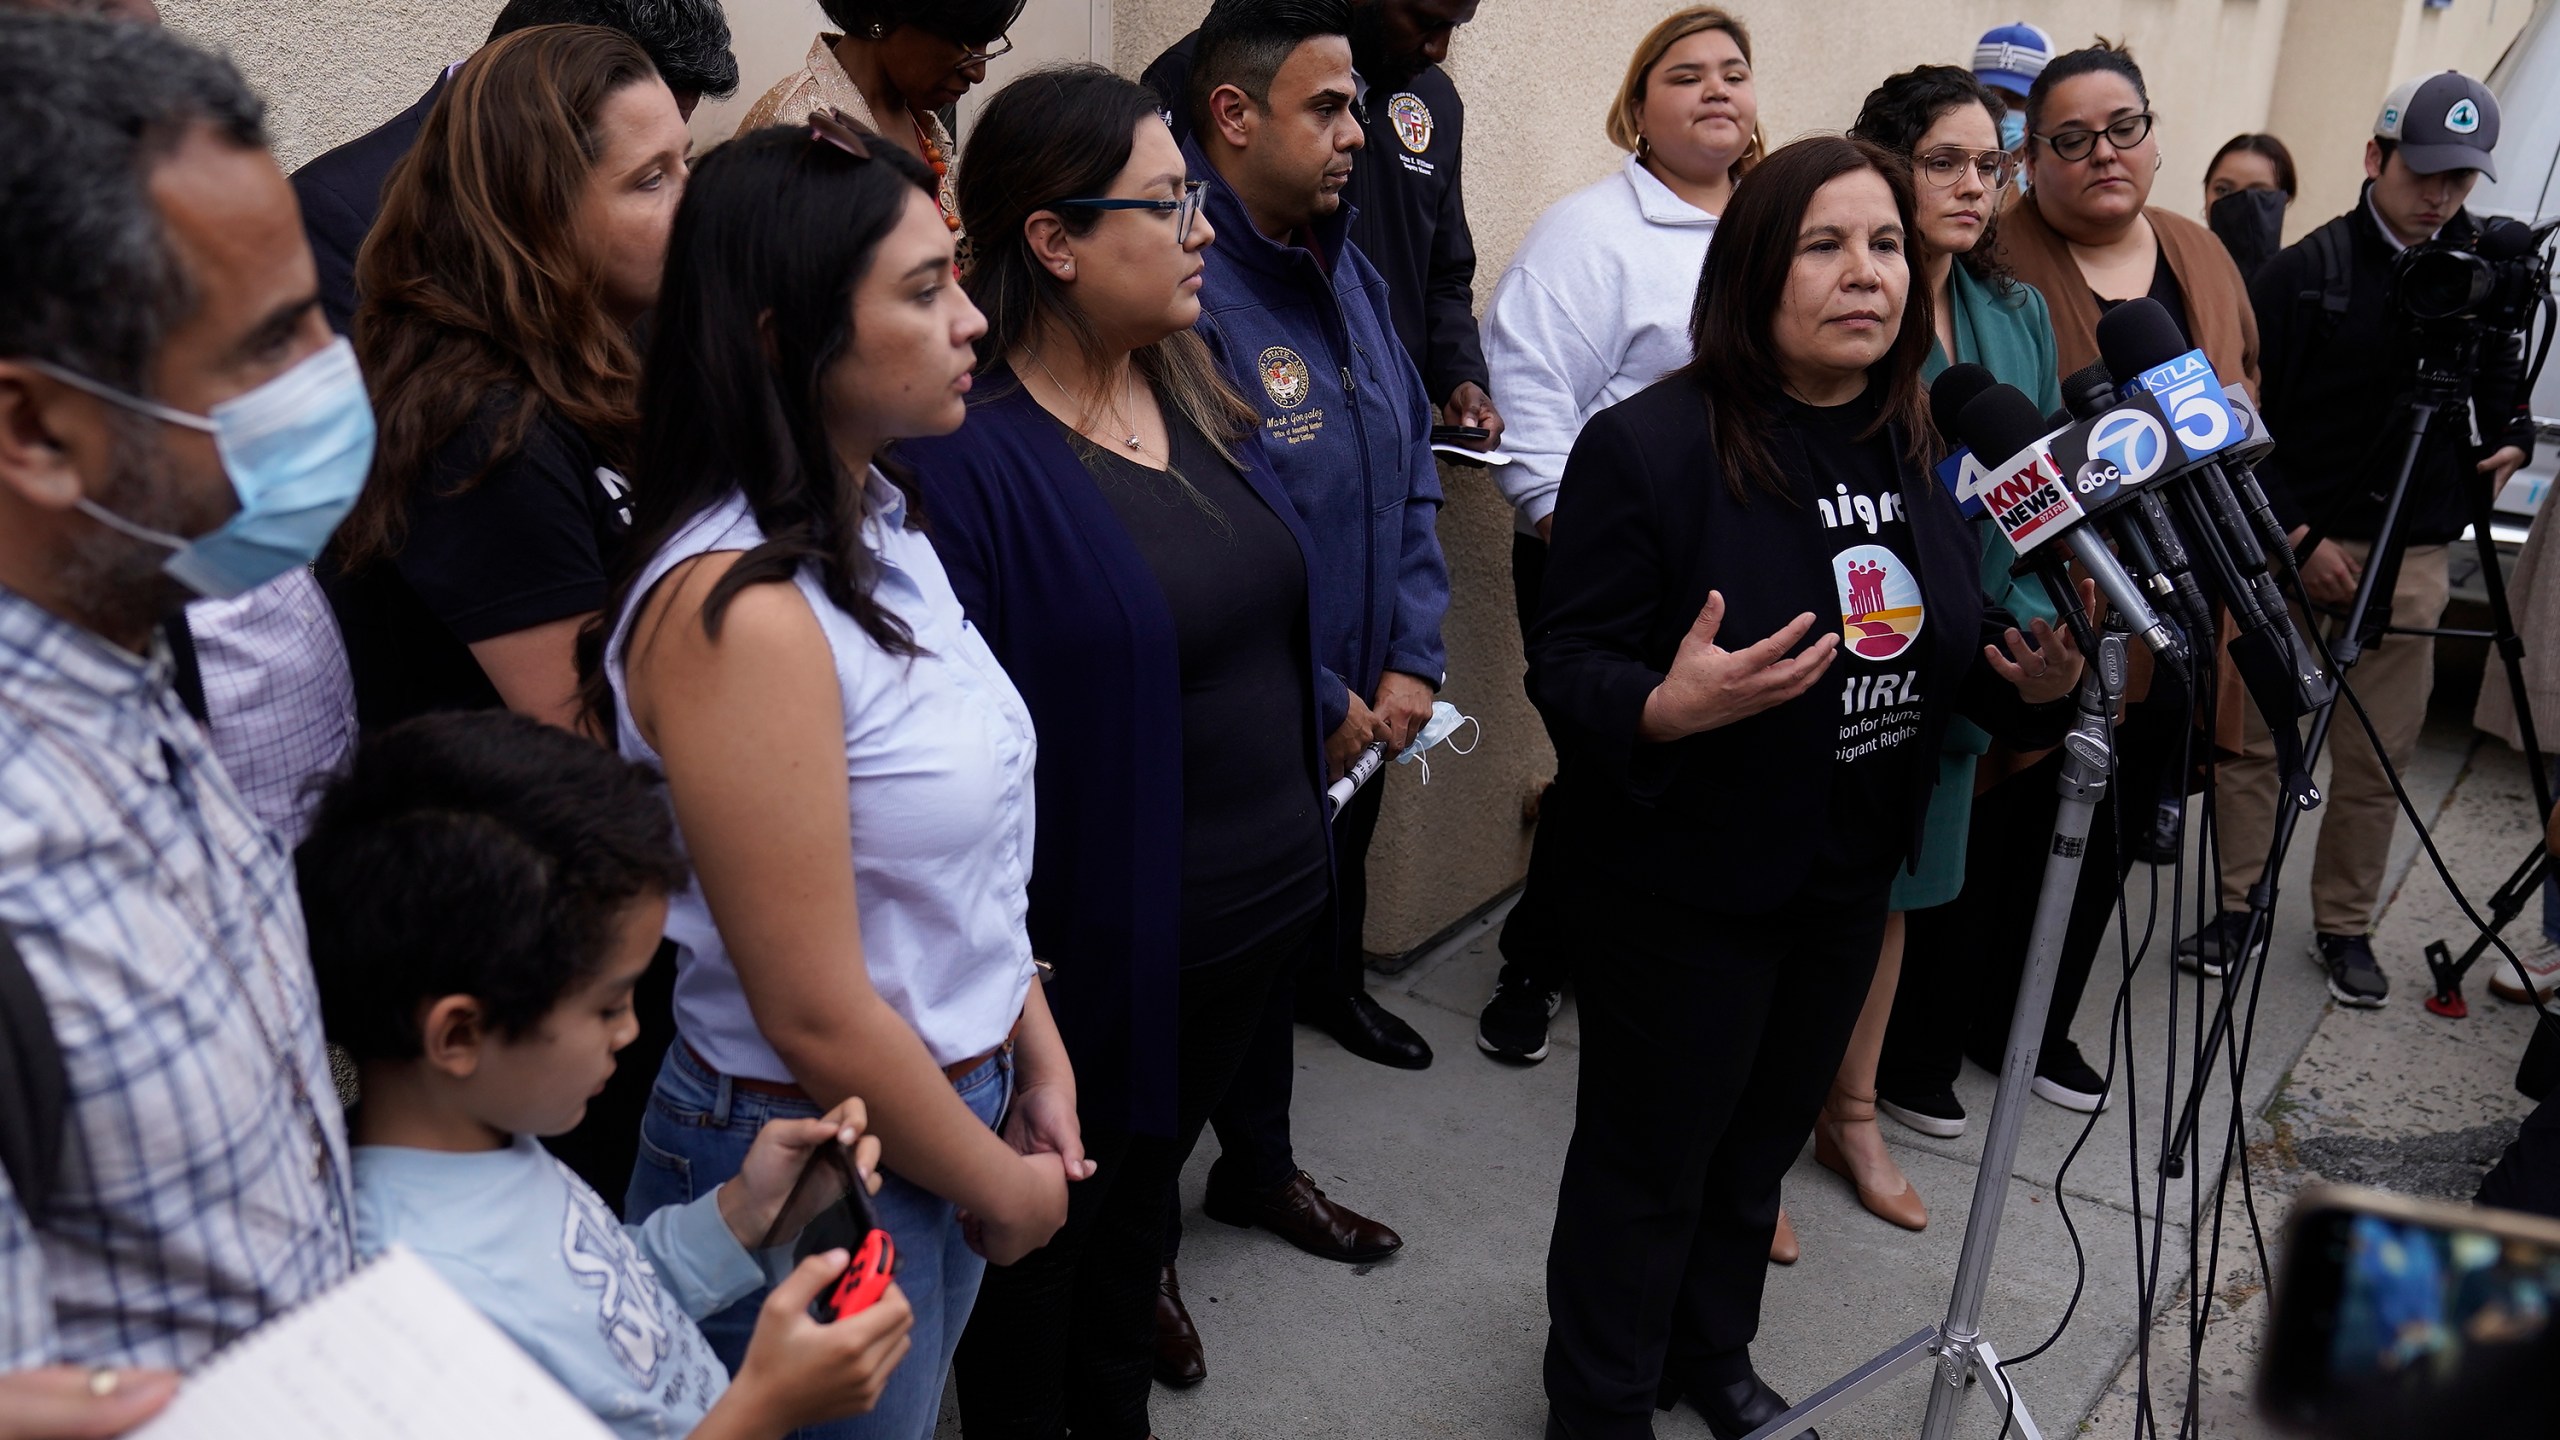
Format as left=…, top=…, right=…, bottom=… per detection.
left=31, top=337, right=376, bottom=600
left=1394, top=700, right=1481, bottom=784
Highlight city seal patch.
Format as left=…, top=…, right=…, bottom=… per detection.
left=1259, top=346, right=1313, bottom=410
left=1388, top=93, right=1433, bottom=154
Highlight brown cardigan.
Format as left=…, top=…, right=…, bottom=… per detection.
left=1992, top=195, right=2266, bottom=760
left=1996, top=194, right=2263, bottom=401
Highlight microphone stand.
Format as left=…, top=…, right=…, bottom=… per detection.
left=1747, top=628, right=2129, bottom=1440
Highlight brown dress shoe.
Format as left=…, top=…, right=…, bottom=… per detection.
left=1153, top=1263, right=1206, bottom=1388
left=1201, top=1169, right=1404, bottom=1263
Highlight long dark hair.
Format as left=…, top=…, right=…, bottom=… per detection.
left=1680, top=135, right=1936, bottom=502
left=1850, top=64, right=2017, bottom=293
left=2207, top=132, right=2297, bottom=199
left=579, top=122, right=940, bottom=735
left=958, top=64, right=1258, bottom=467
left=339, top=24, right=654, bottom=571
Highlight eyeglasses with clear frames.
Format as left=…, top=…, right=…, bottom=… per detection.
left=2034, top=112, right=2156, bottom=163
left=1917, top=146, right=2017, bottom=190
left=1051, top=181, right=1208, bottom=246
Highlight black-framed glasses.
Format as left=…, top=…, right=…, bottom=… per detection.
left=1052, top=180, right=1208, bottom=245
left=953, top=34, right=1014, bottom=71
left=1917, top=146, right=2018, bottom=189
left=2034, top=112, right=2156, bottom=163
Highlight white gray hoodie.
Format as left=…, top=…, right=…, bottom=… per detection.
left=1484, top=154, right=1719, bottom=536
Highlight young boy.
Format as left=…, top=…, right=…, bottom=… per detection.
left=299, top=711, right=913, bottom=1440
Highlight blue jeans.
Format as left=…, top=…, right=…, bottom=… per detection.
left=627, top=1041, right=1012, bottom=1440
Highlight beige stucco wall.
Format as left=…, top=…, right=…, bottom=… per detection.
left=160, top=0, right=495, bottom=170
left=148, top=0, right=2540, bottom=960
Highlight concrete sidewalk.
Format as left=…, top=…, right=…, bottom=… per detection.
left=938, top=705, right=2549, bottom=1438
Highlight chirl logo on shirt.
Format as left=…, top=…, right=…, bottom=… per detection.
left=1832, top=544, right=1925, bottom=661
left=1259, top=346, right=1313, bottom=409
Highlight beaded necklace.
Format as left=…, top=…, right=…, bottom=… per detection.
left=913, top=114, right=960, bottom=233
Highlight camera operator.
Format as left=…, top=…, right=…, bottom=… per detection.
left=2186, top=72, right=2536, bottom=1006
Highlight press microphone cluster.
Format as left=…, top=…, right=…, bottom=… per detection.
left=1928, top=362, right=2187, bottom=677
left=2094, top=299, right=2332, bottom=722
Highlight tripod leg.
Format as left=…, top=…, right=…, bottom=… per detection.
left=1968, top=1340, right=2046, bottom=1440
left=2468, top=469, right=2555, bottom=817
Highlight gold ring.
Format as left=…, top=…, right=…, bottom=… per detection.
left=88, top=1368, right=120, bottom=1398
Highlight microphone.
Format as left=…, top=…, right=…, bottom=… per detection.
left=2095, top=300, right=2290, bottom=607
left=2058, top=359, right=2214, bottom=639
left=1929, top=362, right=2000, bottom=448
left=1941, top=376, right=2185, bottom=675
left=2096, top=298, right=2332, bottom=719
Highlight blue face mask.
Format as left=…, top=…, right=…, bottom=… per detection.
left=1999, top=111, right=2027, bottom=152
left=36, top=337, right=376, bottom=600
left=1394, top=700, right=1481, bottom=783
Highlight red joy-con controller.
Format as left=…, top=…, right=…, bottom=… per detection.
left=813, top=1227, right=897, bottom=1321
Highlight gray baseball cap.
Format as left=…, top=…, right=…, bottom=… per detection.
left=2374, top=71, right=2500, bottom=180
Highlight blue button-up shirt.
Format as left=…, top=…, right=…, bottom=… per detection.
left=0, top=584, right=352, bottom=1369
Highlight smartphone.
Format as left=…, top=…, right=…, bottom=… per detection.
left=754, top=1139, right=897, bottom=1322
left=2259, top=1184, right=2560, bottom=1438
left=1430, top=424, right=1491, bottom=447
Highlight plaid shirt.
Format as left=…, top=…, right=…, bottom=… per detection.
left=0, top=584, right=352, bottom=1370
left=185, top=567, right=357, bottom=845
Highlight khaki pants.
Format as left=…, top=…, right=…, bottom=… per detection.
left=2215, top=541, right=2449, bottom=935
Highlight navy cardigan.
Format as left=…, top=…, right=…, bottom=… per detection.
left=897, top=375, right=1337, bottom=1138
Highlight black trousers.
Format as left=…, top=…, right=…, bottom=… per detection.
left=1879, top=700, right=2181, bottom=1095
left=1543, top=877, right=1890, bottom=1438
left=1500, top=530, right=1581, bottom=992
left=1173, top=771, right=1388, bottom=1224
left=551, top=938, right=676, bottom=1215
left=955, top=914, right=1313, bottom=1439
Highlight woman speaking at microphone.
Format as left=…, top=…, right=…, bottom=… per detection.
left=1530, top=134, right=2086, bottom=1440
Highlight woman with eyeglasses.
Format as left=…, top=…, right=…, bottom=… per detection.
left=595, top=114, right=1080, bottom=1440
left=1980, top=39, right=2261, bottom=1127
left=1825, top=66, right=2080, bottom=1224
left=736, top=0, right=1025, bottom=236
left=895, top=67, right=1333, bottom=1439
left=2000, top=40, right=2261, bottom=387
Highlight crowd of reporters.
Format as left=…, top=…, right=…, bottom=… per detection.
left=0, top=2, right=2537, bottom=1439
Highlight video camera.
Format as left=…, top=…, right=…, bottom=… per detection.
left=2390, top=216, right=2560, bottom=390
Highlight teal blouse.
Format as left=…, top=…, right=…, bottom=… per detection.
left=1925, top=263, right=2064, bottom=756
left=1894, top=264, right=2065, bottom=909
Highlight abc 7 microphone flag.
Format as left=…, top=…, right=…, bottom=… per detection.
left=1936, top=350, right=2241, bottom=557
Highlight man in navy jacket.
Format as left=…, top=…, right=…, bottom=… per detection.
left=1155, top=0, right=1450, bottom=1388
left=1143, top=0, right=1499, bottom=440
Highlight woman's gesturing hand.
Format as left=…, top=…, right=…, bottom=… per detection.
left=1984, top=578, right=2093, bottom=705
left=1637, top=591, right=1840, bottom=742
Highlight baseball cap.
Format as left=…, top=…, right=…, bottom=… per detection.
left=2374, top=71, right=2500, bottom=179
left=1972, top=21, right=2054, bottom=96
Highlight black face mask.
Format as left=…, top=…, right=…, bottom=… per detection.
left=2209, top=187, right=2290, bottom=281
